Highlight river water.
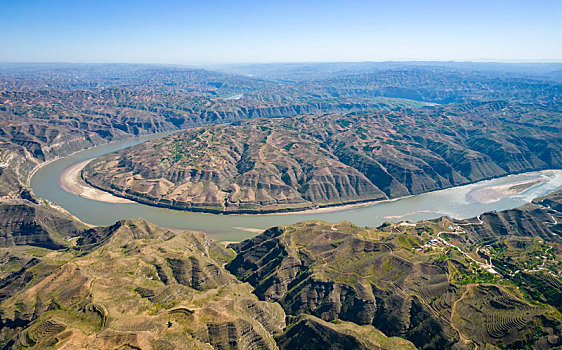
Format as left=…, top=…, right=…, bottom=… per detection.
left=30, top=134, right=562, bottom=241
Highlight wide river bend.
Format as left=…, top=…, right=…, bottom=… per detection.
left=31, top=134, right=562, bottom=242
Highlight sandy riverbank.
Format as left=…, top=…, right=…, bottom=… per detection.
left=232, top=227, right=265, bottom=234
left=59, top=159, right=134, bottom=204
left=467, top=177, right=548, bottom=204
left=268, top=196, right=415, bottom=216
left=384, top=210, right=434, bottom=220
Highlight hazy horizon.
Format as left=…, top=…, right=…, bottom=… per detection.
left=1, top=59, right=562, bottom=66
left=1, top=0, right=561, bottom=64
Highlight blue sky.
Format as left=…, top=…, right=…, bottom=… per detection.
left=1, top=0, right=560, bottom=64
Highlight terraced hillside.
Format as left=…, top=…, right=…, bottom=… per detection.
left=0, top=219, right=284, bottom=349
left=83, top=101, right=562, bottom=213
left=0, top=217, right=415, bottom=349
left=227, top=188, right=562, bottom=349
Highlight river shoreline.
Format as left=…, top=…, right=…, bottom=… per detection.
left=27, top=129, right=186, bottom=187
left=59, top=159, right=134, bottom=204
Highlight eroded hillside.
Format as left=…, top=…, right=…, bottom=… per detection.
left=83, top=102, right=562, bottom=213
left=227, top=188, right=562, bottom=349
left=0, top=216, right=417, bottom=349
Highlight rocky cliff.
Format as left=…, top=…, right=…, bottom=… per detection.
left=0, top=203, right=86, bottom=249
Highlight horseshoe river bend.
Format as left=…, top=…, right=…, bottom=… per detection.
left=30, top=134, right=562, bottom=242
